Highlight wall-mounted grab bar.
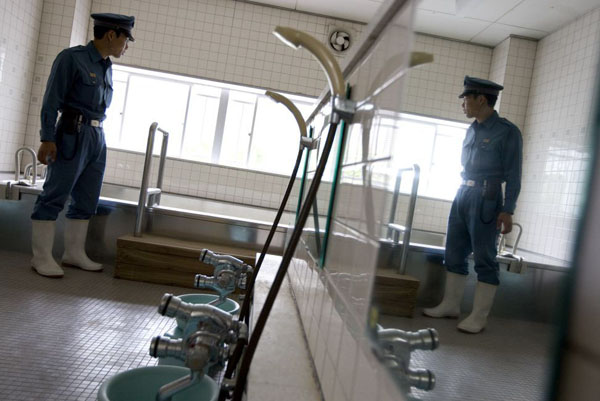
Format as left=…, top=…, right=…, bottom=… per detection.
left=498, top=222, right=523, bottom=255
left=15, top=147, right=37, bottom=186
left=134, top=122, right=169, bottom=237
left=387, top=164, right=420, bottom=275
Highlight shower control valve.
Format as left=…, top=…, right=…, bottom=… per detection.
left=375, top=327, right=439, bottom=393
left=197, top=249, right=254, bottom=297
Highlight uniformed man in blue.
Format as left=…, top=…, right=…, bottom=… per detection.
left=424, top=76, right=523, bottom=334
left=30, top=13, right=135, bottom=278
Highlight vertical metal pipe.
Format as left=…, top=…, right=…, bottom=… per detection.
left=398, top=164, right=420, bottom=274
left=134, top=122, right=158, bottom=237
left=156, top=128, right=169, bottom=191
left=14, top=151, right=22, bottom=182
left=387, top=168, right=403, bottom=239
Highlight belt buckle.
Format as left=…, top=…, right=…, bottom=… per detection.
left=90, top=120, right=100, bottom=127
left=466, top=180, right=476, bottom=187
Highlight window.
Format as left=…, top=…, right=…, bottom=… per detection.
left=370, top=112, right=468, bottom=201
left=105, top=65, right=315, bottom=175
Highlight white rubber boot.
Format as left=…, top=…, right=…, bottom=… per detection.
left=457, top=281, right=498, bottom=334
left=62, top=218, right=103, bottom=271
left=423, top=272, right=467, bottom=318
left=31, top=220, right=64, bottom=278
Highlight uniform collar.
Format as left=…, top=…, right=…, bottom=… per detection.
left=474, top=110, right=499, bottom=130
left=86, top=41, right=112, bottom=67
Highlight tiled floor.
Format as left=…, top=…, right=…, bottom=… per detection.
left=0, top=249, right=321, bottom=401
left=380, top=310, right=558, bottom=401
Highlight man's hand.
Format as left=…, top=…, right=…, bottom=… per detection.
left=497, top=212, right=513, bottom=234
left=37, top=142, right=57, bottom=165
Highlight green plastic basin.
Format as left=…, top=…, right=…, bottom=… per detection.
left=98, top=366, right=218, bottom=401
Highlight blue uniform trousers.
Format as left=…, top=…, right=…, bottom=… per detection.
left=445, top=185, right=501, bottom=285
left=31, top=125, right=106, bottom=221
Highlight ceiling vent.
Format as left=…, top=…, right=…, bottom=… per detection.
left=329, top=30, right=351, bottom=53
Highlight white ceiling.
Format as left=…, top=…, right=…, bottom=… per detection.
left=246, top=0, right=600, bottom=47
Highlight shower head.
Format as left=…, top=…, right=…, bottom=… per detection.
left=410, top=52, right=434, bottom=68
left=273, top=26, right=345, bottom=97
left=265, top=91, right=308, bottom=139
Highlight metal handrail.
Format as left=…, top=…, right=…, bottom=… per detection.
left=134, top=122, right=169, bottom=237
left=498, top=222, right=523, bottom=255
left=387, top=164, right=420, bottom=274
left=15, top=147, right=37, bottom=185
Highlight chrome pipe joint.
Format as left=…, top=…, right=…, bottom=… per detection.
left=378, top=341, right=436, bottom=393
left=196, top=249, right=253, bottom=298
left=159, top=293, right=248, bottom=343
left=150, top=331, right=223, bottom=371
left=200, top=249, right=251, bottom=271
left=375, top=327, right=438, bottom=394
left=377, top=328, right=439, bottom=352
left=150, top=332, right=222, bottom=401
left=331, top=95, right=356, bottom=123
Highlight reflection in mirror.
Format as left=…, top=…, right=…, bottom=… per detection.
left=366, top=32, right=597, bottom=401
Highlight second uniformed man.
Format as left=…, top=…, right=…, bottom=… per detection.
left=423, top=76, right=523, bottom=334
left=30, top=13, right=135, bottom=278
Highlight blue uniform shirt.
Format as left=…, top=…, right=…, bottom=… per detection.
left=461, top=111, right=523, bottom=214
left=40, top=41, right=113, bottom=142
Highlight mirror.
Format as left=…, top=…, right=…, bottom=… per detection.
left=362, top=33, right=592, bottom=401
left=296, top=3, right=594, bottom=401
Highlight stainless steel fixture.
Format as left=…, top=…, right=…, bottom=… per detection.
left=134, top=122, right=169, bottom=237
left=195, top=249, right=253, bottom=305
left=14, top=147, right=37, bottom=186
left=497, top=223, right=526, bottom=274
left=153, top=293, right=248, bottom=400
left=376, top=327, right=439, bottom=394
left=387, top=164, right=421, bottom=274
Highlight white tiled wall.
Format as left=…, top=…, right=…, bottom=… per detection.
left=0, top=0, right=43, bottom=171
left=24, top=0, right=84, bottom=149
left=493, top=37, right=537, bottom=131
left=515, top=7, right=600, bottom=260
left=88, top=0, right=361, bottom=98
left=70, top=0, right=92, bottom=47
left=402, top=34, right=492, bottom=122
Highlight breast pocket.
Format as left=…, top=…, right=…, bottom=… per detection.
left=80, top=74, right=101, bottom=107
left=476, top=137, right=502, bottom=171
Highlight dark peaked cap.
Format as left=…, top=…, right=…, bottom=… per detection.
left=91, top=13, right=135, bottom=42
left=458, top=76, right=503, bottom=98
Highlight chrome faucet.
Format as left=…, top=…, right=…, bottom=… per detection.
left=195, top=249, right=253, bottom=304
left=14, top=147, right=37, bottom=186
left=152, top=293, right=249, bottom=400
left=376, top=327, right=439, bottom=394
left=158, top=293, right=247, bottom=338
left=150, top=331, right=222, bottom=401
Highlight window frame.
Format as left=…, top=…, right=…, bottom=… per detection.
left=105, top=64, right=316, bottom=175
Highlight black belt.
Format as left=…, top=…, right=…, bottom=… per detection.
left=462, top=179, right=484, bottom=187
left=60, top=109, right=103, bottom=128
left=461, top=178, right=501, bottom=187
left=75, top=115, right=103, bottom=127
